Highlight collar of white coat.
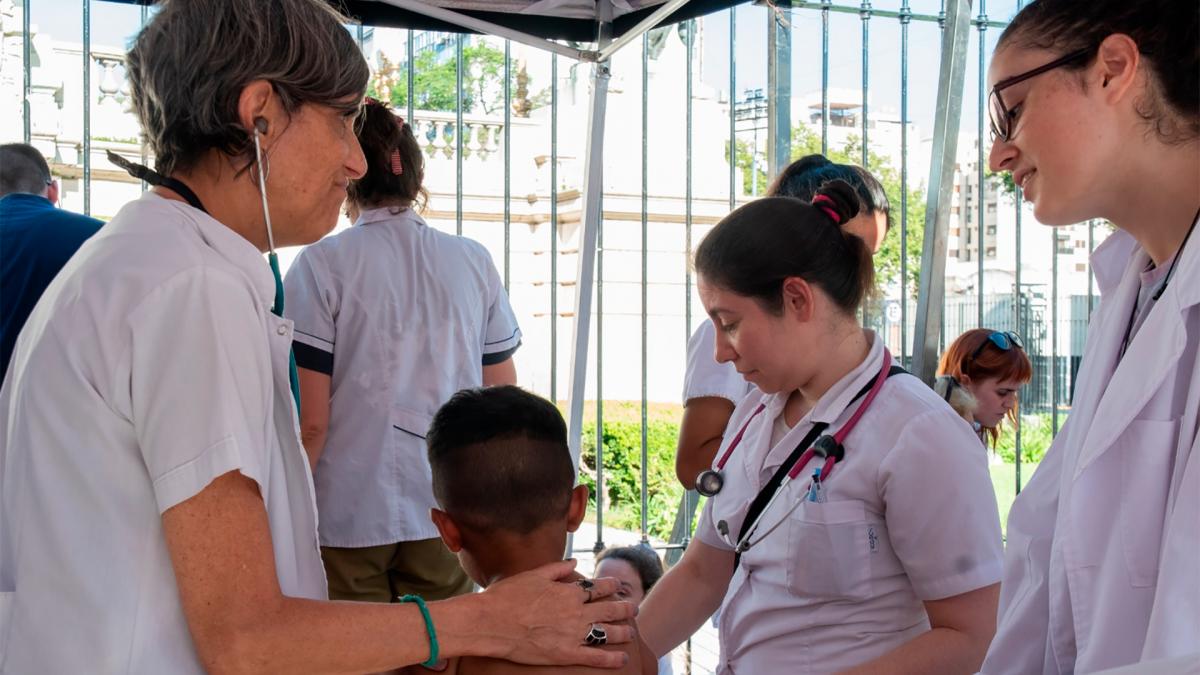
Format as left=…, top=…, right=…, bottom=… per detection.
left=1090, top=218, right=1200, bottom=309
left=1073, top=216, right=1200, bottom=476
left=355, top=205, right=424, bottom=228
left=763, top=330, right=885, bottom=427
left=146, top=192, right=277, bottom=310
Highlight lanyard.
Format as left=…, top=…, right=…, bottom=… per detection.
left=714, top=350, right=902, bottom=567
left=1119, top=205, right=1200, bottom=360
left=106, top=151, right=301, bottom=414
left=715, top=349, right=895, bottom=482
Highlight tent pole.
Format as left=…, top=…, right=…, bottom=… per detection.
left=564, top=3, right=614, bottom=560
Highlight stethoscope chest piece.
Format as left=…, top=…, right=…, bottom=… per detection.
left=696, top=469, right=725, bottom=498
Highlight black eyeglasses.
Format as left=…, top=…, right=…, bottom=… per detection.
left=988, top=47, right=1094, bottom=143
left=970, top=331, right=1025, bottom=361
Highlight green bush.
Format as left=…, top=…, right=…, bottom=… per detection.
left=994, top=413, right=1060, bottom=464
left=579, top=419, right=684, bottom=542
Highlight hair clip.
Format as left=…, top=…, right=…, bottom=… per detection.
left=390, top=148, right=403, bottom=175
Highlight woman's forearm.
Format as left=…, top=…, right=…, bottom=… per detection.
left=639, top=539, right=732, bottom=657
left=835, top=626, right=991, bottom=675
left=837, top=585, right=1000, bottom=675
left=202, top=594, right=486, bottom=675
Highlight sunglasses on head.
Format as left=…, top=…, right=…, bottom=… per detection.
left=970, top=331, right=1024, bottom=361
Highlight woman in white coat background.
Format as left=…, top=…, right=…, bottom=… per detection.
left=639, top=183, right=1004, bottom=674
left=981, top=0, right=1199, bottom=673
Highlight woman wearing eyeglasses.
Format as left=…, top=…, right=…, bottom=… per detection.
left=638, top=184, right=1003, bottom=674
left=981, top=1, right=1199, bottom=673
left=935, top=330, right=1032, bottom=447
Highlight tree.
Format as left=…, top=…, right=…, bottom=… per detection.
left=368, top=40, right=517, bottom=116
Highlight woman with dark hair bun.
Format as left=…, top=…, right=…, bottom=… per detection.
left=676, top=155, right=890, bottom=490
left=982, top=0, right=1199, bottom=672
left=641, top=181, right=1004, bottom=673
left=768, top=154, right=891, bottom=252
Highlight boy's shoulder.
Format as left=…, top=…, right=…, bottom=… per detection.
left=450, top=575, right=655, bottom=675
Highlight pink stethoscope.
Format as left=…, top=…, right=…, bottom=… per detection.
left=697, top=349, right=894, bottom=553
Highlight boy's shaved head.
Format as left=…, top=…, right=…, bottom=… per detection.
left=427, top=386, right=576, bottom=534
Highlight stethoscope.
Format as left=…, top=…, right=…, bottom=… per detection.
left=698, top=348, right=894, bottom=554
left=106, top=120, right=301, bottom=411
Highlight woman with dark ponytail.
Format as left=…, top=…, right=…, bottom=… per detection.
left=676, top=155, right=890, bottom=489
left=982, top=1, right=1199, bottom=672
left=640, top=181, right=1003, bottom=673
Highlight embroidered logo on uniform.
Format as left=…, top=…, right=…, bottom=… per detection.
left=867, top=526, right=879, bottom=553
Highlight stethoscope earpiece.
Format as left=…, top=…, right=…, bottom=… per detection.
left=254, top=117, right=268, bottom=135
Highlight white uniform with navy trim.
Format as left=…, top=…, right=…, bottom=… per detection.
left=683, top=320, right=755, bottom=405
left=695, top=332, right=1004, bottom=674
left=284, top=206, right=521, bottom=547
left=980, top=225, right=1200, bottom=675
left=0, top=193, right=326, bottom=673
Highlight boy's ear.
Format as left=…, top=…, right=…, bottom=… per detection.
left=566, top=485, right=589, bottom=533
left=430, top=508, right=463, bottom=553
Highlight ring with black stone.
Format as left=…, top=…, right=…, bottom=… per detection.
left=575, top=578, right=595, bottom=603
left=584, top=623, right=608, bottom=646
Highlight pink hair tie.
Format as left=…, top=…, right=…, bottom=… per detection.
left=390, top=148, right=403, bottom=175
left=811, top=194, right=841, bottom=224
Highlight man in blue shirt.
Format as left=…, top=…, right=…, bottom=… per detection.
left=1, top=143, right=103, bottom=378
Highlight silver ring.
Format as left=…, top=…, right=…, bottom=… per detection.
left=576, top=578, right=595, bottom=603
left=584, top=623, right=608, bottom=646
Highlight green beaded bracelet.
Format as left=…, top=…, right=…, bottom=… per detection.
left=400, top=594, right=439, bottom=668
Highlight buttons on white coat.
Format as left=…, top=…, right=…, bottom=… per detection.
left=277, top=325, right=289, bottom=336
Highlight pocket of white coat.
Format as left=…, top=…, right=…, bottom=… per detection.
left=1119, top=418, right=1181, bottom=588
left=391, top=405, right=434, bottom=440
left=787, top=500, right=872, bottom=600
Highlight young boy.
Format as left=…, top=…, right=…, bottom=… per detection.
left=424, top=386, right=656, bottom=675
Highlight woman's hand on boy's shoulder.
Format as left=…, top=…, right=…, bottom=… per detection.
left=480, top=559, right=636, bottom=668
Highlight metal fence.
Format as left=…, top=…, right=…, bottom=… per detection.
left=10, top=1, right=1108, bottom=670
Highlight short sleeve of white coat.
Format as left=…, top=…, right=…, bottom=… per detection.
left=683, top=320, right=748, bottom=404
left=878, top=406, right=1004, bottom=601
left=129, top=269, right=275, bottom=514
left=283, top=247, right=336, bottom=355
left=977, top=418, right=1069, bottom=675
left=476, top=243, right=521, bottom=363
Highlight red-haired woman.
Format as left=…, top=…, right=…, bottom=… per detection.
left=936, top=329, right=1033, bottom=447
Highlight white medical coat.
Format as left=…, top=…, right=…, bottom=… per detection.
left=0, top=193, right=326, bottom=673
left=980, top=226, right=1200, bottom=674
left=696, top=334, right=1004, bottom=673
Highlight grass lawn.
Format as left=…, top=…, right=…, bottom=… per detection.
left=989, top=460, right=1041, bottom=535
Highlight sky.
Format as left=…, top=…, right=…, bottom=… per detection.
left=28, top=0, right=1027, bottom=144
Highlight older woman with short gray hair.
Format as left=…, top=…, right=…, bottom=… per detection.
left=0, top=0, right=633, bottom=672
